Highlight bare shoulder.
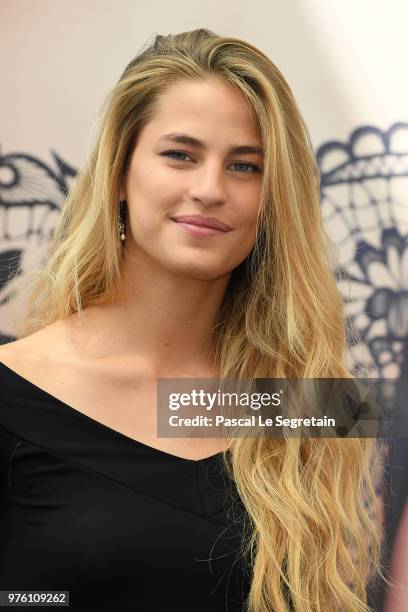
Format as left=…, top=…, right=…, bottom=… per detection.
left=0, top=310, right=127, bottom=382
left=0, top=322, right=66, bottom=371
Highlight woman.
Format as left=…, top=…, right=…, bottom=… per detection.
left=0, top=29, right=385, bottom=611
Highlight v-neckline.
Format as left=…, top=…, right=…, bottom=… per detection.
left=0, top=361, right=225, bottom=464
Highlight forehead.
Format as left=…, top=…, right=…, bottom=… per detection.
left=142, top=77, right=261, bottom=140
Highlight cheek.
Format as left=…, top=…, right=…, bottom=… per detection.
left=128, top=203, right=166, bottom=244
left=234, top=208, right=261, bottom=259
left=237, top=198, right=261, bottom=238
left=127, top=181, right=178, bottom=231
left=240, top=223, right=259, bottom=257
left=127, top=157, right=164, bottom=197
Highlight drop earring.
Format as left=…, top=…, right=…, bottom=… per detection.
left=119, top=200, right=126, bottom=242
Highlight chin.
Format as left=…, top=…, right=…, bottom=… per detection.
left=164, top=259, right=229, bottom=281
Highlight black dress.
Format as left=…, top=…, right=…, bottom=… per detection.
left=0, top=362, right=252, bottom=611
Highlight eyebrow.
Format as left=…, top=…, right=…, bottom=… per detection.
left=158, top=132, right=263, bottom=156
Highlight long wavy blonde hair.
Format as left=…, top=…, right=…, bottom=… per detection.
left=14, top=29, right=387, bottom=611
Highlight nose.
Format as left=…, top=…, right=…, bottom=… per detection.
left=188, top=160, right=227, bottom=207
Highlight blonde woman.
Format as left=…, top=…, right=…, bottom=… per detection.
left=0, top=29, right=385, bottom=611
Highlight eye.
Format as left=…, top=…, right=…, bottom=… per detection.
left=161, top=150, right=192, bottom=161
left=231, top=162, right=262, bottom=174
left=160, top=151, right=262, bottom=174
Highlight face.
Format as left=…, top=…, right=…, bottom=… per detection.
left=121, top=76, right=263, bottom=281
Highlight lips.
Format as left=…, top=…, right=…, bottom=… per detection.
left=171, top=215, right=232, bottom=232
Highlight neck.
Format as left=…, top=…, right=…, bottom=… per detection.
left=65, top=251, right=231, bottom=377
